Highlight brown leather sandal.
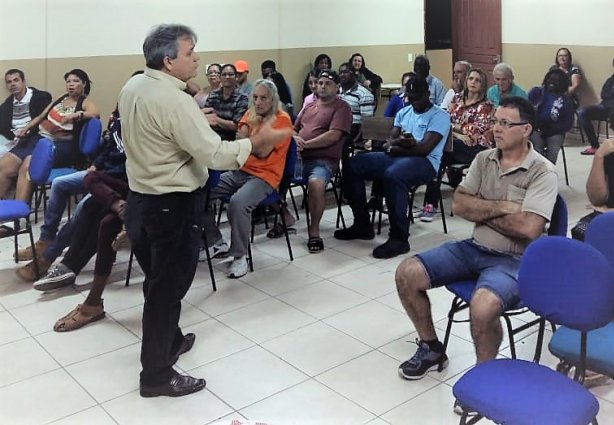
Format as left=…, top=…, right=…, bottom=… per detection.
left=54, top=302, right=105, bottom=332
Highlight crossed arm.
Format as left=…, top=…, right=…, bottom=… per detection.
left=453, top=186, right=548, bottom=241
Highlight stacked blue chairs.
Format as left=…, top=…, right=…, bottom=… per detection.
left=442, top=194, right=568, bottom=360
left=549, top=211, right=614, bottom=382
left=453, top=236, right=614, bottom=425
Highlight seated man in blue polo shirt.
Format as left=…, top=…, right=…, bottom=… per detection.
left=335, top=76, right=450, bottom=259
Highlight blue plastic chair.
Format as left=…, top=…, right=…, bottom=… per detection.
left=33, top=118, right=103, bottom=222
left=442, top=194, right=568, bottom=360
left=453, top=237, right=614, bottom=425
left=216, top=139, right=296, bottom=272
left=549, top=211, right=614, bottom=380
left=1, top=139, right=57, bottom=278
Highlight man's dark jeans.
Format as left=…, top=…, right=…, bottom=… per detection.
left=344, top=152, right=436, bottom=241
left=125, top=189, right=205, bottom=386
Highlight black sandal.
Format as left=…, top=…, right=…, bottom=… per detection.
left=266, top=222, right=297, bottom=239
left=307, top=237, right=324, bottom=254
left=0, top=225, right=17, bottom=238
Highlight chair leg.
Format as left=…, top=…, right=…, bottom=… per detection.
left=303, top=188, right=311, bottom=230
left=247, top=241, right=254, bottom=272
left=200, top=228, right=217, bottom=292
left=26, top=218, right=40, bottom=279
left=502, top=315, right=517, bottom=359
left=13, top=219, right=19, bottom=264
left=439, top=192, right=448, bottom=234
left=288, top=186, right=300, bottom=220
left=279, top=202, right=294, bottom=261
left=125, top=250, right=134, bottom=287
left=561, top=144, right=569, bottom=186
left=332, top=184, right=346, bottom=229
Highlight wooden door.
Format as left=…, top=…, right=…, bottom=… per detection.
left=452, top=0, right=501, bottom=84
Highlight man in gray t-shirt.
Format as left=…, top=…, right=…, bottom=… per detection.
left=394, top=97, right=558, bottom=382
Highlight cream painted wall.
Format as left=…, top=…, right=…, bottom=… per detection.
left=0, top=0, right=423, bottom=61
left=502, top=0, right=614, bottom=46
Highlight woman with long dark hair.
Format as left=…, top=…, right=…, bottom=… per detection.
left=301, top=53, right=332, bottom=99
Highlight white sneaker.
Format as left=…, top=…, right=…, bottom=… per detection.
left=199, top=238, right=229, bottom=262
left=228, top=256, right=248, bottom=278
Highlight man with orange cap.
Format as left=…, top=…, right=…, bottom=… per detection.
left=235, top=60, right=252, bottom=96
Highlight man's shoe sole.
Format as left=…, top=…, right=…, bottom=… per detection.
left=398, top=358, right=449, bottom=380
left=33, top=274, right=76, bottom=291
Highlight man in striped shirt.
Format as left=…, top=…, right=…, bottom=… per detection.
left=338, top=62, right=374, bottom=156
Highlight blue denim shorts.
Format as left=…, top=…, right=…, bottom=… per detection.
left=303, top=159, right=333, bottom=185
left=416, top=239, right=521, bottom=309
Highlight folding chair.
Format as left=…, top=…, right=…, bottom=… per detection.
left=442, top=194, right=568, bottom=360
left=453, top=237, right=613, bottom=425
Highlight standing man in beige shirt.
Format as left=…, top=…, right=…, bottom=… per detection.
left=118, top=24, right=290, bottom=398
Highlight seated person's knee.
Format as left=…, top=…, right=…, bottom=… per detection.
left=395, top=257, right=429, bottom=293
left=470, top=287, right=502, bottom=322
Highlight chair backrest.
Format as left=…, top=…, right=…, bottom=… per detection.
left=547, top=194, right=568, bottom=236
left=205, top=169, right=222, bottom=190
left=283, top=137, right=298, bottom=179
left=361, top=116, right=394, bottom=141
left=519, top=236, right=614, bottom=332
left=79, top=118, right=103, bottom=156
left=585, top=211, right=614, bottom=269
left=28, top=138, right=55, bottom=184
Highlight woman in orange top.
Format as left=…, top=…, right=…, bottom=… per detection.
left=202, top=79, right=293, bottom=278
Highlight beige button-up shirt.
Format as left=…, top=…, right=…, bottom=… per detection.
left=118, top=68, right=252, bottom=195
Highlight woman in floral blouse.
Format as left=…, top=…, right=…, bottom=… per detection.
left=420, top=68, right=495, bottom=222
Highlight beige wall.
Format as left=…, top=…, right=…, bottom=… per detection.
left=1, top=44, right=424, bottom=118
left=503, top=44, right=614, bottom=106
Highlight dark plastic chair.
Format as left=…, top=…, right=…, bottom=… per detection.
left=453, top=237, right=614, bottom=425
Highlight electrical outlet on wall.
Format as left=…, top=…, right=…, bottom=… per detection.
left=407, top=53, right=413, bottom=62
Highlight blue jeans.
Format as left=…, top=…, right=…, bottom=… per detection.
left=344, top=152, right=436, bottom=240
left=416, top=239, right=521, bottom=309
left=578, top=104, right=611, bottom=149
left=39, top=170, right=87, bottom=241
left=43, top=193, right=90, bottom=262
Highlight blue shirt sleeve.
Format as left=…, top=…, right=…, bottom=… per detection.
left=384, top=95, right=403, bottom=118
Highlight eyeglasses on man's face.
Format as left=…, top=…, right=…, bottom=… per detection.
left=489, top=118, right=528, bottom=129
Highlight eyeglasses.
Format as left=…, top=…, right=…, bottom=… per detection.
left=207, top=71, right=220, bottom=76
left=220, top=73, right=236, bottom=78
left=488, top=118, right=528, bottom=129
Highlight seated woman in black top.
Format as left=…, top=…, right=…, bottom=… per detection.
left=301, top=53, right=332, bottom=100
left=348, top=53, right=383, bottom=95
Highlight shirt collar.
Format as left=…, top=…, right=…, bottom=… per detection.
left=488, top=141, right=540, bottom=174
left=144, top=67, right=187, bottom=91
left=13, top=87, right=33, bottom=104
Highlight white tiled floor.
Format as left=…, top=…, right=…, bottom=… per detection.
left=1, top=139, right=614, bottom=424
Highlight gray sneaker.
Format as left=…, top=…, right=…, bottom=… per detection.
left=33, top=264, right=76, bottom=291
left=398, top=339, right=448, bottom=380
left=227, top=256, right=248, bottom=279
